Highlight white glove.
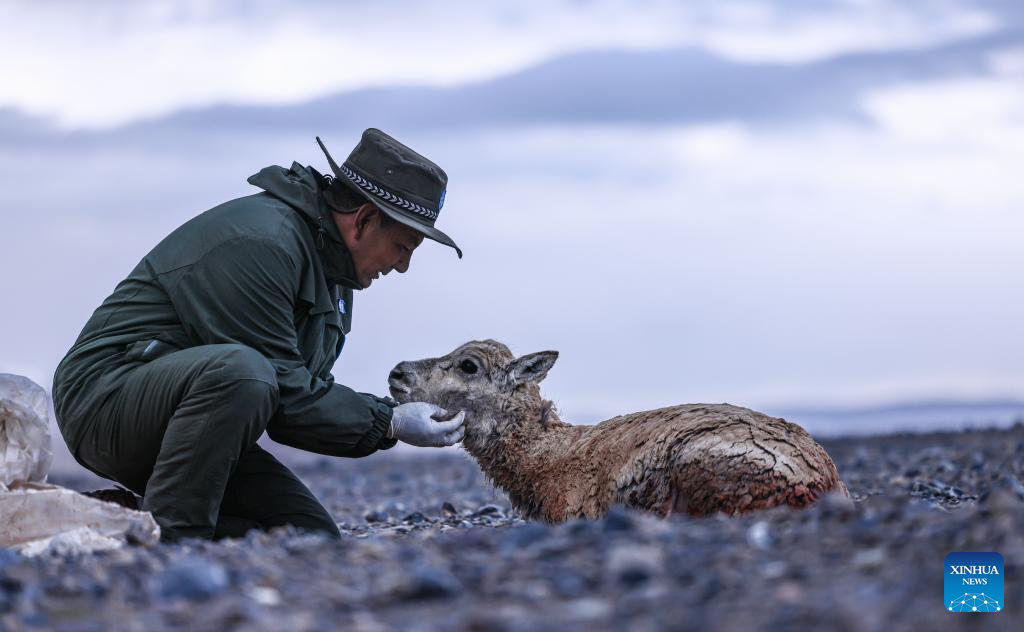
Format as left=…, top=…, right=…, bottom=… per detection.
left=388, top=402, right=466, bottom=448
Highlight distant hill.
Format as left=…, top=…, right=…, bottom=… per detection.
left=769, top=399, right=1024, bottom=437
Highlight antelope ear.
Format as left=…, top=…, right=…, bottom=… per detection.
left=509, top=351, right=559, bottom=385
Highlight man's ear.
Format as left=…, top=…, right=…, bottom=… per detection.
left=353, top=203, right=379, bottom=239
left=508, top=351, right=559, bottom=386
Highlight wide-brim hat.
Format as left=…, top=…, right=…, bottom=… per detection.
left=317, top=130, right=462, bottom=258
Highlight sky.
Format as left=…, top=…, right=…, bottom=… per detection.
left=1, top=0, right=1023, bottom=442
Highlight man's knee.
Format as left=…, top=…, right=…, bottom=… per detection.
left=207, top=344, right=277, bottom=385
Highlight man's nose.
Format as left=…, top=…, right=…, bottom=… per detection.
left=394, top=251, right=413, bottom=273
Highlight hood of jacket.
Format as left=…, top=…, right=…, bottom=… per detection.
left=247, top=162, right=361, bottom=289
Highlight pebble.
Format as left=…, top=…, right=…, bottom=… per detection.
left=599, top=507, right=637, bottom=533
left=152, top=558, right=229, bottom=601
left=606, top=545, right=663, bottom=589
left=816, top=490, right=856, bottom=518
left=0, top=548, right=20, bottom=571
left=392, top=567, right=462, bottom=601
left=851, top=547, right=887, bottom=571
left=551, top=571, right=586, bottom=598
left=564, top=598, right=611, bottom=621
left=760, top=561, right=787, bottom=579
left=505, top=523, right=548, bottom=548
left=746, top=521, right=772, bottom=550
left=247, top=586, right=282, bottom=607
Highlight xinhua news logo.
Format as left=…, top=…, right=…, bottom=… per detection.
left=945, top=552, right=1003, bottom=613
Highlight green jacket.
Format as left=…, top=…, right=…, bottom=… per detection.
left=53, top=163, right=397, bottom=458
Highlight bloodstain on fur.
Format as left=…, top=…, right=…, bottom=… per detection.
left=389, top=340, right=848, bottom=522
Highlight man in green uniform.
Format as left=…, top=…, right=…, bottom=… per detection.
left=52, top=129, right=465, bottom=541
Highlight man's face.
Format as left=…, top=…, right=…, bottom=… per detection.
left=346, top=212, right=425, bottom=288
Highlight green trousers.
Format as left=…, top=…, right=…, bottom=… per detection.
left=73, top=343, right=341, bottom=541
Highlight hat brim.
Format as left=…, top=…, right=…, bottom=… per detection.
left=374, top=203, right=463, bottom=259
left=317, top=136, right=462, bottom=258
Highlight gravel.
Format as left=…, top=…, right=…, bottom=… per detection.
left=2, top=423, right=1022, bottom=631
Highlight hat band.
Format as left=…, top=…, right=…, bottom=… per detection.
left=338, top=163, right=438, bottom=221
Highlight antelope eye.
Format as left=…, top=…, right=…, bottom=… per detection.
left=459, top=359, right=478, bottom=374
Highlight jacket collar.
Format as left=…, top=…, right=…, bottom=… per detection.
left=247, top=162, right=361, bottom=289
left=309, top=169, right=362, bottom=290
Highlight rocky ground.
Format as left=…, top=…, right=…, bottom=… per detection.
left=2, top=424, right=1023, bottom=631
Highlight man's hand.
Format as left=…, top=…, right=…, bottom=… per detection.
left=388, top=402, right=466, bottom=447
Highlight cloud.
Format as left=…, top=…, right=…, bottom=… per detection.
left=0, top=0, right=1004, bottom=128
left=2, top=24, right=1018, bottom=150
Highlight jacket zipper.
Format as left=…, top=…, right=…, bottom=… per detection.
left=316, top=216, right=326, bottom=251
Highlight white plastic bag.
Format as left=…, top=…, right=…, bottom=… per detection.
left=0, top=373, right=53, bottom=488
left=0, top=374, right=160, bottom=554
left=0, top=481, right=160, bottom=553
